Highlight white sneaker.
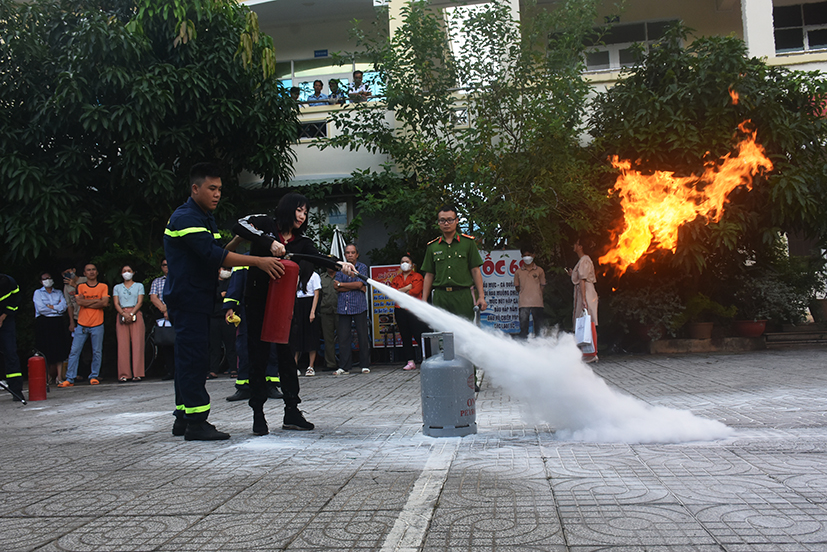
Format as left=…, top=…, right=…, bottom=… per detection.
left=334, top=369, right=349, bottom=375
left=305, top=367, right=315, bottom=376
left=361, top=368, right=370, bottom=374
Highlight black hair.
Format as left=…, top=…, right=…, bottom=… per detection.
left=290, top=86, right=300, bottom=94
left=298, top=261, right=315, bottom=294
left=275, top=193, right=309, bottom=235
left=190, top=162, right=222, bottom=187
left=39, top=271, right=51, bottom=280
left=353, top=70, right=363, bottom=78
left=576, top=236, right=595, bottom=254
left=437, top=204, right=459, bottom=217
left=313, top=79, right=323, bottom=87
left=345, top=243, right=358, bottom=254
left=520, top=247, right=535, bottom=256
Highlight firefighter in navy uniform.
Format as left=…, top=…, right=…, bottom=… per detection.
left=163, top=162, right=285, bottom=441
left=0, top=274, right=23, bottom=400
left=222, top=264, right=283, bottom=402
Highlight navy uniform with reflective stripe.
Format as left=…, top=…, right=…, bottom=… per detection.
left=222, top=266, right=280, bottom=391
left=163, top=197, right=229, bottom=422
left=0, top=274, right=22, bottom=395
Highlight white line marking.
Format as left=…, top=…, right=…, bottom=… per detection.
left=380, top=441, right=459, bottom=552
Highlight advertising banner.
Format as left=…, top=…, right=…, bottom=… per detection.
left=479, top=250, right=521, bottom=334
left=369, top=264, right=402, bottom=348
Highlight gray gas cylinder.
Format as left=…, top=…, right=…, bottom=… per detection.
left=420, top=332, right=477, bottom=437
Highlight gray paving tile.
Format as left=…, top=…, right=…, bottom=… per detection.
left=1, top=350, right=826, bottom=551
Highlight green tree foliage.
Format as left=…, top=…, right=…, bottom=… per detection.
left=590, top=27, right=827, bottom=274
left=322, top=0, right=609, bottom=262
left=0, top=0, right=298, bottom=263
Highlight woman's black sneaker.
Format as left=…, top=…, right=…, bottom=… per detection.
left=283, top=408, right=314, bottom=431
left=184, top=421, right=230, bottom=441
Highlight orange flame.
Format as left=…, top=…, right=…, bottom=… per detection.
left=599, top=121, right=772, bottom=275
left=729, top=88, right=739, bottom=105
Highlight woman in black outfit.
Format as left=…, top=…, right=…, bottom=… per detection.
left=231, top=193, right=356, bottom=435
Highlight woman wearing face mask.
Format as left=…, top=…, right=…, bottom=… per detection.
left=33, top=272, right=69, bottom=384
left=113, top=264, right=145, bottom=381
left=390, top=255, right=425, bottom=371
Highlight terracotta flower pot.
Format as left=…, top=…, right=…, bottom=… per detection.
left=732, top=319, right=767, bottom=338
left=687, top=322, right=713, bottom=340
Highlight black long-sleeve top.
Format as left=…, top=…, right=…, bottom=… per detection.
left=233, top=214, right=339, bottom=300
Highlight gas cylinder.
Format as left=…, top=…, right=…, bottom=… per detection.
left=419, top=332, right=477, bottom=437
left=27, top=353, right=47, bottom=401
left=261, top=259, right=299, bottom=344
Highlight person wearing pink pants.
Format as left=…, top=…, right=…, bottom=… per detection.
left=113, top=264, right=145, bottom=382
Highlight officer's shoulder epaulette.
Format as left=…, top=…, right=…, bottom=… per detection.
left=461, top=233, right=475, bottom=240
left=427, top=237, right=440, bottom=245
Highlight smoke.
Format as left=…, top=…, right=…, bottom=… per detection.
left=371, top=279, right=733, bottom=444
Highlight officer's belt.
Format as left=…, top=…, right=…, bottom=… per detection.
left=434, top=286, right=472, bottom=292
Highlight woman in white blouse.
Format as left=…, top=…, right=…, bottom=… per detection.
left=33, top=272, right=69, bottom=384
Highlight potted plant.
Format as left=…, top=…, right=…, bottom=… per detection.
left=732, top=274, right=808, bottom=336
left=611, top=285, right=684, bottom=341
left=671, top=293, right=737, bottom=339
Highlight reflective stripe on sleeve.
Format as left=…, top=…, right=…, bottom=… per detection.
left=165, top=227, right=212, bottom=238
left=266, top=376, right=280, bottom=383
left=0, top=285, right=19, bottom=303
left=235, top=379, right=250, bottom=385
left=6, top=372, right=22, bottom=378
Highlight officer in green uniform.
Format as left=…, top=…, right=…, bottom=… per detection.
left=421, top=204, right=487, bottom=320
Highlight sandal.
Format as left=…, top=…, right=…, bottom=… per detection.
left=119, top=377, right=128, bottom=383
left=207, top=373, right=218, bottom=380
left=132, top=377, right=142, bottom=382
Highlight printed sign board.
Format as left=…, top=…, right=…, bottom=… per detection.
left=479, top=250, right=521, bottom=333
left=369, top=264, right=403, bottom=348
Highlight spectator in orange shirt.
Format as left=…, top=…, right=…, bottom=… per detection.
left=390, top=255, right=426, bottom=371
left=59, top=263, right=110, bottom=387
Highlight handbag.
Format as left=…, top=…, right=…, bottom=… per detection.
left=575, top=309, right=593, bottom=348
left=153, top=324, right=176, bottom=347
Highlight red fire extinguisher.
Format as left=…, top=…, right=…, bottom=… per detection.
left=261, top=259, right=299, bottom=344
left=28, top=353, right=47, bottom=401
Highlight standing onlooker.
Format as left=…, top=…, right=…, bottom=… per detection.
left=348, top=70, right=371, bottom=102
left=514, top=248, right=546, bottom=338
left=33, top=272, right=69, bottom=384
left=149, top=258, right=175, bottom=380
left=390, top=255, right=425, bottom=371
left=317, top=268, right=339, bottom=371
left=290, top=262, right=321, bottom=376
left=307, top=80, right=329, bottom=106
left=420, top=204, right=487, bottom=321
left=0, top=274, right=23, bottom=400
left=328, top=79, right=346, bottom=105
left=334, top=244, right=371, bottom=375
left=209, top=267, right=236, bottom=379
left=60, top=263, right=109, bottom=387
left=568, top=238, right=599, bottom=363
left=62, top=265, right=86, bottom=335
left=113, top=264, right=145, bottom=382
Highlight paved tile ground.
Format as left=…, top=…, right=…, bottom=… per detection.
left=1, top=348, right=826, bottom=551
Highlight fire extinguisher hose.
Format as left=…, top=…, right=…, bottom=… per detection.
left=282, top=253, right=370, bottom=283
